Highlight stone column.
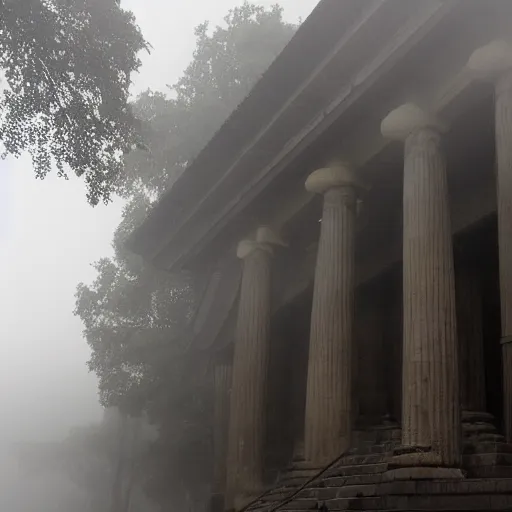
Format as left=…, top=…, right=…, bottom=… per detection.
left=381, top=104, right=461, bottom=468
left=303, top=164, right=360, bottom=467
left=211, top=356, right=233, bottom=512
left=225, top=227, right=284, bottom=509
left=468, top=40, right=512, bottom=442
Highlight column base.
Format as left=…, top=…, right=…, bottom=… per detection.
left=386, top=446, right=464, bottom=480
left=462, top=410, right=512, bottom=478
left=391, top=446, right=442, bottom=467
left=384, top=466, right=465, bottom=481
left=462, top=410, right=504, bottom=444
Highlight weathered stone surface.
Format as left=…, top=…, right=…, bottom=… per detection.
left=325, top=462, right=388, bottom=478
left=496, top=73, right=512, bottom=444
left=382, top=104, right=460, bottom=466
left=465, top=442, right=512, bottom=455
left=241, top=430, right=512, bottom=512
left=385, top=493, right=489, bottom=510
left=468, top=40, right=512, bottom=444
left=334, top=484, right=378, bottom=498
left=323, top=474, right=384, bottom=488
left=468, top=466, right=512, bottom=478
left=303, top=165, right=359, bottom=466
left=463, top=452, right=512, bottom=467
left=226, top=230, right=284, bottom=508
left=383, top=467, right=464, bottom=482
left=323, top=496, right=382, bottom=510
left=280, top=499, right=317, bottom=510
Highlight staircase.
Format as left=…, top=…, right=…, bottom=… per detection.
left=240, top=422, right=512, bottom=512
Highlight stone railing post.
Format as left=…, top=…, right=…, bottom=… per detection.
left=303, top=164, right=361, bottom=467
left=468, top=40, right=512, bottom=442
left=381, top=104, right=461, bottom=468
left=225, top=227, right=285, bottom=510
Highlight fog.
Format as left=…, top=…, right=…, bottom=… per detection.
left=0, top=0, right=318, bottom=510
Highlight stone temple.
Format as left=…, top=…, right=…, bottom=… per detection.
left=128, top=1, right=512, bottom=511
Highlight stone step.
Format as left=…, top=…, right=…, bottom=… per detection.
left=463, top=452, right=512, bottom=467
left=337, top=453, right=389, bottom=466
left=260, top=490, right=299, bottom=503
left=323, top=497, right=382, bottom=510
left=324, top=462, right=388, bottom=478
left=280, top=497, right=383, bottom=511
left=322, top=473, right=384, bottom=487
left=285, top=461, right=323, bottom=472
left=265, top=484, right=302, bottom=495
left=246, top=504, right=269, bottom=512
left=468, top=465, right=512, bottom=478
left=385, top=492, right=512, bottom=510
left=281, top=469, right=320, bottom=481
left=463, top=442, right=512, bottom=455
left=463, top=422, right=499, bottom=435
left=280, top=499, right=317, bottom=510
left=388, top=478, right=512, bottom=495
left=297, top=483, right=378, bottom=501
left=276, top=476, right=310, bottom=487
left=462, top=410, right=496, bottom=423
left=465, top=433, right=506, bottom=444
left=361, top=443, right=396, bottom=455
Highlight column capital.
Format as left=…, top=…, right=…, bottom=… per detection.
left=305, top=163, right=362, bottom=195
left=236, top=227, right=286, bottom=259
left=468, top=40, right=512, bottom=78
left=381, top=103, right=447, bottom=141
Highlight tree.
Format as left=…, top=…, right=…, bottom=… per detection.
left=14, top=407, right=157, bottom=512
left=0, top=0, right=147, bottom=205
left=75, top=3, right=296, bottom=509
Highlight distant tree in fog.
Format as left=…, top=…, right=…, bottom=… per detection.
left=0, top=0, right=147, bottom=205
left=14, top=407, right=157, bottom=512
left=75, top=3, right=296, bottom=510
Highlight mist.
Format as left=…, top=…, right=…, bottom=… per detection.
left=0, top=0, right=317, bottom=510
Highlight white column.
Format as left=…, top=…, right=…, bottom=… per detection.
left=225, top=227, right=284, bottom=509
left=381, top=104, right=461, bottom=467
left=303, top=164, right=360, bottom=467
left=468, top=40, right=512, bottom=442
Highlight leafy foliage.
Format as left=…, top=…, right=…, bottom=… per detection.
left=0, top=0, right=147, bottom=205
left=75, top=3, right=296, bottom=509
left=117, top=3, right=296, bottom=198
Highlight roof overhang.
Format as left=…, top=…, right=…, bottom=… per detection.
left=127, top=0, right=509, bottom=272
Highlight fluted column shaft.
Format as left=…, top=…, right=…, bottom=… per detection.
left=382, top=104, right=461, bottom=467
left=303, top=165, right=358, bottom=466
left=401, top=126, right=460, bottom=466
left=226, top=247, right=271, bottom=505
left=225, top=227, right=284, bottom=509
left=496, top=70, right=512, bottom=442
left=213, top=360, right=233, bottom=496
left=468, top=41, right=512, bottom=443
left=455, top=263, right=486, bottom=413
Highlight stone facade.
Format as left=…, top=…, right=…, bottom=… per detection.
left=128, top=5, right=512, bottom=512
left=212, top=41, right=512, bottom=512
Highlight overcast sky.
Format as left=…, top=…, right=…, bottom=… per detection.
left=0, top=0, right=319, bottom=446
